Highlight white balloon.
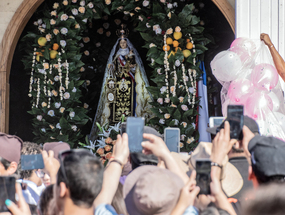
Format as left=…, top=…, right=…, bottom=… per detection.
left=273, top=112, right=285, bottom=129
left=210, top=51, right=242, bottom=82
left=256, top=120, right=271, bottom=136
left=268, top=91, right=280, bottom=112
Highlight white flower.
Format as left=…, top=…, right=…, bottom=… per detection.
left=87, top=2, right=94, bottom=8
left=157, top=98, right=163, bottom=104
left=55, top=102, right=61, bottom=108
left=138, top=16, right=143, bottom=21
left=181, top=134, right=186, bottom=141
left=51, top=10, right=57, bottom=16
left=175, top=60, right=181, bottom=67
left=181, top=122, right=187, bottom=128
left=34, top=21, right=38, bottom=26
left=157, top=68, right=162, bottom=74
left=143, top=0, right=149, bottom=6
left=60, top=28, right=68, bottom=35
left=69, top=111, right=75, bottom=118
left=181, top=105, right=188, bottom=111
left=159, top=109, right=163, bottom=113
left=60, top=40, right=67, bottom=47
left=61, top=14, right=68, bottom=21
left=56, top=123, right=61, bottom=129
left=167, top=3, right=173, bottom=9
left=80, top=0, right=85, bottom=6
left=173, top=2, right=178, bottom=7
left=48, top=110, right=55, bottom=117
left=188, top=87, right=195, bottom=94
left=192, top=123, right=196, bottom=129
left=183, top=76, right=189, bottom=82
left=38, top=69, right=45, bottom=74
left=37, top=115, right=42, bottom=121
left=175, top=26, right=181, bottom=32
left=72, top=87, right=77, bottom=92
left=146, top=23, right=151, bottom=28
left=155, top=28, right=162, bottom=35
left=173, top=119, right=179, bottom=125
left=151, top=58, right=155, bottom=64
left=71, top=125, right=77, bottom=131
left=153, top=24, right=160, bottom=31
left=72, top=0, right=77, bottom=2
left=37, top=19, right=43, bottom=24
left=82, top=18, right=88, bottom=23
left=160, top=86, right=167, bottom=94
left=54, top=76, right=59, bottom=81
left=63, top=92, right=70, bottom=99
left=159, top=119, right=165, bottom=124
left=149, top=43, right=156, bottom=48
left=72, top=8, right=78, bottom=15
left=165, top=98, right=170, bottom=103
left=41, top=128, right=46, bottom=133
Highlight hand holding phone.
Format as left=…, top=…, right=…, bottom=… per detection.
left=121, top=122, right=126, bottom=135
left=0, top=176, right=15, bottom=212
left=227, top=105, right=244, bottom=139
left=196, top=159, right=211, bottom=195
left=21, top=154, right=44, bottom=171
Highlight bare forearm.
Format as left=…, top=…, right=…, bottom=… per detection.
left=269, top=46, right=285, bottom=82
left=94, top=162, right=122, bottom=206
left=162, top=154, right=189, bottom=184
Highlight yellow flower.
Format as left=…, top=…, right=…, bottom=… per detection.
left=135, top=7, right=141, bottom=12
left=53, top=3, right=59, bottom=9
left=84, top=103, right=89, bottom=109
left=60, top=107, right=65, bottom=113
left=166, top=28, right=173, bottom=35
left=181, top=122, right=187, bottom=128
left=42, top=102, right=47, bottom=107
left=49, top=125, right=55, bottom=129
left=179, top=142, right=184, bottom=148
left=168, top=12, right=171, bottom=18
left=50, top=19, right=56, bottom=25
left=130, top=13, right=135, bottom=17
left=179, top=97, right=184, bottom=103
left=63, top=0, right=68, bottom=6
left=170, top=86, right=175, bottom=93
left=51, top=11, right=57, bottom=16
left=75, top=24, right=80, bottom=29
left=45, top=33, right=52, bottom=41
left=105, top=0, right=111, bottom=5
left=52, top=90, right=58, bottom=96
left=43, top=63, right=49, bottom=69
left=175, top=26, right=181, bottom=32
left=53, top=29, right=59, bottom=35
left=171, top=103, right=177, bottom=108
left=78, top=6, right=85, bottom=13
left=164, top=113, right=170, bottom=119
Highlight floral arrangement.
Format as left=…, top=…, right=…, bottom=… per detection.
left=22, top=0, right=210, bottom=151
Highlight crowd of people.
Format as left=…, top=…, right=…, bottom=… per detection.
left=0, top=113, right=285, bottom=215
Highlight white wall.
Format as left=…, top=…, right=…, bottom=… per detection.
left=0, top=0, right=23, bottom=46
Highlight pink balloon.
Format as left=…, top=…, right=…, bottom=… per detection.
left=251, top=63, right=279, bottom=91
left=230, top=37, right=256, bottom=63
left=245, top=92, right=273, bottom=120
left=228, top=79, right=254, bottom=104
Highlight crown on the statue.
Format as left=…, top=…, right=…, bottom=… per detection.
left=116, top=24, right=129, bottom=38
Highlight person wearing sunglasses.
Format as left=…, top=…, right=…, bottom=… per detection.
left=35, top=169, right=51, bottom=187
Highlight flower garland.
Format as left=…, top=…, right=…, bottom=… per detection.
left=58, top=55, right=63, bottom=101
left=29, top=48, right=36, bottom=101
left=163, top=34, right=170, bottom=99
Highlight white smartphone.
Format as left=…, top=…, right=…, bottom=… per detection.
left=209, top=117, right=225, bottom=127
left=164, top=127, right=180, bottom=153
left=127, top=117, right=145, bottom=152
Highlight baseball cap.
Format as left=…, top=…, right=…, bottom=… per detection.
left=248, top=135, right=285, bottom=179
left=43, top=142, right=70, bottom=161
left=0, top=132, right=23, bottom=163
left=206, top=116, right=260, bottom=135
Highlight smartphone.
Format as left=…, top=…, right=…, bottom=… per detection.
left=227, top=105, right=244, bottom=139
left=21, top=154, right=44, bottom=171
left=209, top=116, right=225, bottom=127
left=121, top=122, right=127, bottom=135
left=0, top=176, right=15, bottom=212
left=127, top=117, right=145, bottom=152
left=196, top=159, right=211, bottom=195
left=164, top=128, right=180, bottom=153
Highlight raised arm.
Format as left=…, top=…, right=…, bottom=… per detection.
left=260, top=33, right=285, bottom=82
left=94, top=133, right=129, bottom=206
left=142, top=133, right=189, bottom=184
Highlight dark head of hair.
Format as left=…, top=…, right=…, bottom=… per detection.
left=57, top=151, right=104, bottom=208
left=255, top=173, right=285, bottom=184
left=20, top=142, right=42, bottom=179
left=0, top=156, right=11, bottom=170
left=111, top=182, right=128, bottom=215
left=130, top=152, right=158, bottom=170
left=38, top=184, right=55, bottom=215
left=200, top=205, right=231, bottom=215
left=28, top=204, right=38, bottom=215
left=243, top=183, right=285, bottom=215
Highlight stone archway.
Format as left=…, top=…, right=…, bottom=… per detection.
left=0, top=0, right=235, bottom=133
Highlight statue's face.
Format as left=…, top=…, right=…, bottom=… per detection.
left=120, top=39, right=127, bottom=49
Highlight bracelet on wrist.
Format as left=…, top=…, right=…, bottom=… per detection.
left=211, top=162, right=222, bottom=169
left=109, top=159, right=123, bottom=167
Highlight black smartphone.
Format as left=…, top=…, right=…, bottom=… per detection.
left=21, top=154, right=44, bottom=171
left=227, top=105, right=244, bottom=139
left=127, top=117, right=145, bottom=152
left=196, top=159, right=211, bottom=195
left=0, top=176, right=15, bottom=212
left=121, top=122, right=127, bottom=135
left=164, top=128, right=180, bottom=153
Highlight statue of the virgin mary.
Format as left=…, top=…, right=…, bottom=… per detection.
left=89, top=28, right=152, bottom=141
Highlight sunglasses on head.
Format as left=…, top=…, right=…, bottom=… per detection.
left=58, top=149, right=92, bottom=186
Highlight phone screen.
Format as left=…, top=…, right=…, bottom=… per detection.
left=227, top=105, right=244, bottom=139
left=196, top=159, right=211, bottom=195
left=209, top=117, right=225, bottom=127
left=165, top=128, right=180, bottom=153
left=0, top=177, right=15, bottom=212
left=127, top=117, right=145, bottom=152
left=121, top=122, right=126, bottom=135
left=21, top=154, right=44, bottom=171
